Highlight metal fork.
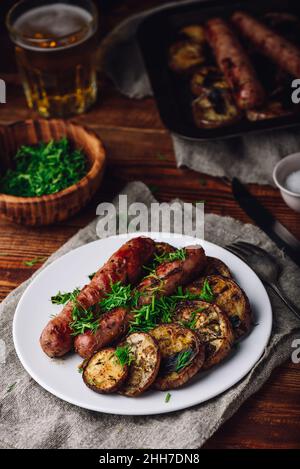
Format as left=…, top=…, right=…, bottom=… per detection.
left=226, top=241, right=300, bottom=321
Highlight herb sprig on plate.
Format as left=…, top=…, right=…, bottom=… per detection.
left=114, top=344, right=134, bottom=367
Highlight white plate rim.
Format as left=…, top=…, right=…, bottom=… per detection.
left=13, top=232, right=272, bottom=416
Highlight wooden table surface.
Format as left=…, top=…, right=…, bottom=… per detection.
left=0, top=0, right=299, bottom=449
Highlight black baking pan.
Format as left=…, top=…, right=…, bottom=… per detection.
left=137, top=0, right=300, bottom=141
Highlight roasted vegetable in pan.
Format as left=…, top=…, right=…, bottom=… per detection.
left=150, top=324, right=205, bottom=390
left=175, top=300, right=234, bottom=369
left=191, top=66, right=227, bottom=96
left=192, top=87, right=241, bottom=129
left=180, top=25, right=206, bottom=43
left=185, top=275, right=252, bottom=339
left=82, top=347, right=129, bottom=394
left=119, top=332, right=161, bottom=397
left=168, top=40, right=204, bottom=73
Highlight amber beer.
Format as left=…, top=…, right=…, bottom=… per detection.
left=7, top=1, right=98, bottom=117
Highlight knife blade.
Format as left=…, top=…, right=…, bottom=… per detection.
left=232, top=177, right=300, bottom=268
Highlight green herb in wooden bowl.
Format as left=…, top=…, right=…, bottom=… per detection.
left=0, top=138, right=86, bottom=197
left=0, top=119, right=106, bottom=225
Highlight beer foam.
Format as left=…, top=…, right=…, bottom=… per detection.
left=13, top=3, right=94, bottom=49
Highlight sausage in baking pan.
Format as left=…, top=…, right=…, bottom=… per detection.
left=40, top=236, right=155, bottom=358
left=232, top=11, right=300, bottom=78
left=205, top=17, right=265, bottom=110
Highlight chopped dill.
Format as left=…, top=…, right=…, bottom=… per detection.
left=115, top=344, right=134, bottom=367
left=51, top=287, right=80, bottom=305
left=175, top=349, right=193, bottom=372
left=165, top=392, right=171, bottom=403
left=99, top=282, right=133, bottom=312
left=0, top=138, right=86, bottom=197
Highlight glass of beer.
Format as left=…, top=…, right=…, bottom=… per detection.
left=6, top=0, right=98, bottom=118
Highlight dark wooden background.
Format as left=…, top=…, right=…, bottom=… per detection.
left=0, top=0, right=299, bottom=448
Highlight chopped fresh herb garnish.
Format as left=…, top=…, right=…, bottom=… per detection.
left=165, top=392, right=171, bottom=403
left=175, top=349, right=193, bottom=372
left=144, top=248, right=187, bottom=275
left=51, top=287, right=80, bottom=305
left=100, top=282, right=133, bottom=312
left=88, top=272, right=96, bottom=281
left=66, top=289, right=100, bottom=336
left=7, top=383, right=16, bottom=393
left=70, top=304, right=100, bottom=336
left=129, top=285, right=208, bottom=333
left=178, top=309, right=204, bottom=330
left=24, top=256, right=47, bottom=267
left=78, top=366, right=84, bottom=374
left=114, top=344, right=134, bottom=367
left=200, top=279, right=214, bottom=302
left=157, top=152, right=167, bottom=161
left=0, top=138, right=86, bottom=197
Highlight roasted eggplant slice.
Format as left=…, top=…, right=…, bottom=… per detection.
left=192, top=88, right=241, bottom=128
left=191, top=66, right=227, bottom=96
left=185, top=275, right=252, bottom=339
left=83, top=348, right=128, bottom=394
left=180, top=25, right=206, bottom=43
left=168, top=40, right=204, bottom=73
left=119, top=332, right=160, bottom=397
left=246, top=101, right=293, bottom=122
left=150, top=324, right=205, bottom=390
left=203, top=257, right=232, bottom=278
left=174, top=300, right=234, bottom=369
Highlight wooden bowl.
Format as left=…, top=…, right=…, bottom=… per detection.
left=0, top=119, right=106, bottom=226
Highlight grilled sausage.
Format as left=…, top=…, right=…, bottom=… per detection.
left=232, top=11, right=300, bottom=78
left=136, top=245, right=207, bottom=306
left=205, top=17, right=265, bottom=109
left=74, top=245, right=207, bottom=359
left=74, top=307, right=131, bottom=359
left=40, top=237, right=155, bottom=358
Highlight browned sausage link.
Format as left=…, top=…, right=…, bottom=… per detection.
left=137, top=245, right=207, bottom=306
left=40, top=236, right=155, bottom=358
left=232, top=11, right=300, bottom=78
left=74, top=245, right=207, bottom=359
left=205, top=17, right=265, bottom=109
left=74, top=307, right=129, bottom=359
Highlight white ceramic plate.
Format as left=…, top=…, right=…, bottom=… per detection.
left=13, top=232, right=272, bottom=415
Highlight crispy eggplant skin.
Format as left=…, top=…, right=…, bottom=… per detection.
left=205, top=17, right=265, bottom=110
left=119, top=332, right=161, bottom=397
left=40, top=236, right=155, bottom=358
left=190, top=66, right=227, bottom=96
left=186, top=275, right=252, bottom=339
left=83, top=347, right=128, bottom=394
left=74, top=307, right=129, bottom=359
left=246, top=101, right=293, bottom=122
left=203, top=257, right=232, bottom=278
left=150, top=324, right=205, bottom=390
left=192, top=90, right=241, bottom=129
left=137, top=245, right=207, bottom=306
left=232, top=11, right=300, bottom=78
left=168, top=40, right=204, bottom=73
left=180, top=25, right=206, bottom=43
left=174, top=299, right=234, bottom=369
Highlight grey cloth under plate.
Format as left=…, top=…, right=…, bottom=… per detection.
left=102, top=0, right=300, bottom=185
left=0, top=181, right=300, bottom=449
